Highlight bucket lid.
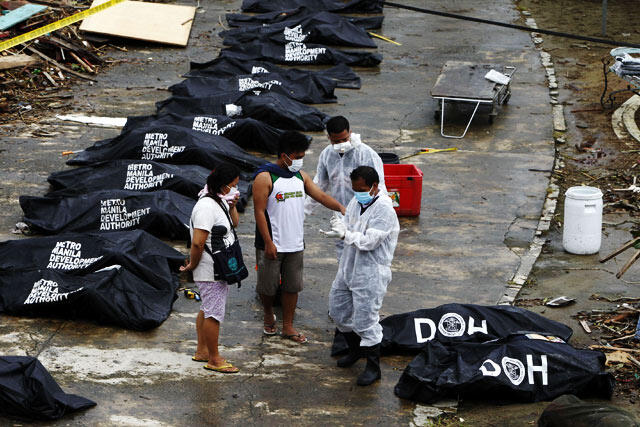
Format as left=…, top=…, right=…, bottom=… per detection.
left=565, top=186, right=602, bottom=200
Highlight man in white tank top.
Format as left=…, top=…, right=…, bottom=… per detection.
left=253, top=131, right=345, bottom=344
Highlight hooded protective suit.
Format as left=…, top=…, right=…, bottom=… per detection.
left=306, top=133, right=386, bottom=259
left=305, top=134, right=386, bottom=214
left=328, top=193, right=399, bottom=347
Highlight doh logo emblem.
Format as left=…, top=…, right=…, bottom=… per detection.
left=228, top=257, right=239, bottom=272
left=275, top=192, right=286, bottom=203
left=502, top=357, right=526, bottom=385
left=438, top=313, right=465, bottom=337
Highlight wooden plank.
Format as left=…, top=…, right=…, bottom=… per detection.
left=0, top=3, right=48, bottom=31
left=430, top=60, right=501, bottom=101
left=79, top=0, right=195, bottom=47
left=0, top=53, right=39, bottom=70
left=579, top=320, right=591, bottom=334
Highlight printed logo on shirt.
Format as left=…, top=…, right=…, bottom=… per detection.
left=274, top=191, right=303, bottom=203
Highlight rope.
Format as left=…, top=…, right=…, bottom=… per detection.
left=382, top=1, right=640, bottom=49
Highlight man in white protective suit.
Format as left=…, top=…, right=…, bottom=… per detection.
left=321, top=166, right=399, bottom=386
left=305, top=116, right=386, bottom=260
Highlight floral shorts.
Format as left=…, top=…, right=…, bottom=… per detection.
left=197, top=281, right=229, bottom=322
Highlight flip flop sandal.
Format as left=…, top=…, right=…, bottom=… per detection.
left=263, top=314, right=277, bottom=335
left=192, top=356, right=208, bottom=362
left=282, top=333, right=308, bottom=344
left=203, top=362, right=239, bottom=374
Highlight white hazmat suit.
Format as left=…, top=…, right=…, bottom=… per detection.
left=304, top=133, right=387, bottom=215
left=328, top=192, right=399, bottom=347
left=305, top=133, right=387, bottom=260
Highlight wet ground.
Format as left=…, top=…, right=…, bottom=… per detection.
left=1, top=0, right=633, bottom=425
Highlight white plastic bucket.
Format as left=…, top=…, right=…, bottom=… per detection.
left=562, top=186, right=603, bottom=254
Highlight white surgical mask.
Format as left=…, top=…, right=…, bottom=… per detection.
left=219, top=186, right=239, bottom=202
left=285, top=154, right=304, bottom=172
left=332, top=141, right=353, bottom=153
left=354, top=189, right=374, bottom=205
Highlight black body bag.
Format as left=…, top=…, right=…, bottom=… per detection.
left=187, top=57, right=361, bottom=90
left=203, top=197, right=248, bottom=287
left=225, top=7, right=384, bottom=30
left=241, top=0, right=383, bottom=13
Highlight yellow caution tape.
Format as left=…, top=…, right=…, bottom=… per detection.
left=0, top=0, right=127, bottom=53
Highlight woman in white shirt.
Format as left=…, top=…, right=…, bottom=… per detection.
left=180, top=163, right=241, bottom=373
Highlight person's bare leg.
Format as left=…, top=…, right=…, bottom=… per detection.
left=193, top=310, right=208, bottom=360
left=260, top=293, right=277, bottom=333
left=281, top=291, right=305, bottom=341
left=203, top=317, right=225, bottom=366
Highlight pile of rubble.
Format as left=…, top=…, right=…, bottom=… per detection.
left=0, top=0, right=114, bottom=120
left=575, top=295, right=640, bottom=400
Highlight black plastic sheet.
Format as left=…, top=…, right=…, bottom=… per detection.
left=0, top=356, right=95, bottom=420
left=219, top=41, right=382, bottom=67
left=0, top=230, right=184, bottom=290
left=122, top=113, right=288, bottom=154
left=241, top=0, right=383, bottom=13
left=394, top=334, right=615, bottom=404
left=20, top=190, right=193, bottom=240
left=187, top=57, right=361, bottom=89
left=538, top=394, right=639, bottom=427
left=47, top=160, right=209, bottom=199
left=226, top=8, right=384, bottom=30
left=0, top=266, right=178, bottom=330
left=331, top=304, right=574, bottom=356
left=221, top=11, right=377, bottom=48
left=156, top=92, right=328, bottom=131
left=169, top=72, right=337, bottom=104
left=66, top=125, right=263, bottom=172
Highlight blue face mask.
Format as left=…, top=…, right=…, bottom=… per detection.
left=354, top=189, right=374, bottom=205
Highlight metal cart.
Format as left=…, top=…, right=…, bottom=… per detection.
left=431, top=61, right=516, bottom=139
left=600, top=47, right=640, bottom=109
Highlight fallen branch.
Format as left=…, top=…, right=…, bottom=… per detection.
left=590, top=345, right=640, bottom=353
left=611, top=333, right=637, bottom=342
left=41, top=70, right=57, bottom=86
left=25, top=46, right=96, bottom=81
left=0, top=54, right=40, bottom=71
left=69, top=51, right=94, bottom=73
left=628, top=354, right=640, bottom=369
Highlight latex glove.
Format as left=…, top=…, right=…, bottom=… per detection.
left=319, top=229, right=342, bottom=238
left=329, top=216, right=346, bottom=239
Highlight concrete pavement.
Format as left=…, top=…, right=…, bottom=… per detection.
left=0, top=0, right=556, bottom=424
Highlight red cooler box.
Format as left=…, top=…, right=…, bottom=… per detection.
left=383, top=164, right=423, bottom=216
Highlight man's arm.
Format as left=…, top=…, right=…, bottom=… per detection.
left=301, top=170, right=345, bottom=215
left=304, top=152, right=329, bottom=215
left=253, top=172, right=278, bottom=260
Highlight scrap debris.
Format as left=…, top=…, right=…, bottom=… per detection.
left=0, top=0, right=113, bottom=122
left=573, top=295, right=640, bottom=399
